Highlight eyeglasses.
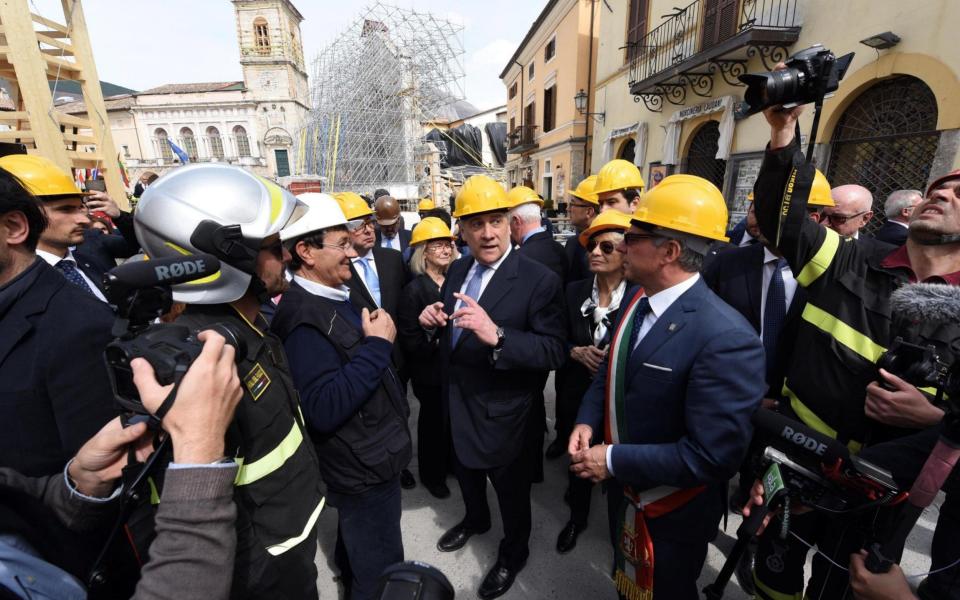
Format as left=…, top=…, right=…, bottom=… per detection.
left=316, top=241, right=352, bottom=254
left=824, top=211, right=868, bottom=225
left=355, top=218, right=375, bottom=231
left=569, top=202, right=594, bottom=210
left=586, top=240, right=619, bottom=255
left=426, top=242, right=453, bottom=253
left=623, top=232, right=664, bottom=246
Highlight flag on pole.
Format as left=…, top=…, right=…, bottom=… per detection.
left=168, top=139, right=190, bottom=164
left=117, top=153, right=131, bottom=187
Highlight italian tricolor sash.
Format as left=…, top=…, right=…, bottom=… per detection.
left=604, top=289, right=705, bottom=600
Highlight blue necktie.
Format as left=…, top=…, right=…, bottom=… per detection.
left=451, top=263, right=489, bottom=347
left=627, top=296, right=652, bottom=357
left=357, top=257, right=381, bottom=306
left=56, top=260, right=96, bottom=297
left=763, top=258, right=788, bottom=367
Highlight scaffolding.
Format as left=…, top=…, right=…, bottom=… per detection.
left=296, top=3, right=501, bottom=201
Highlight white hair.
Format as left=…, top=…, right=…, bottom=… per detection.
left=884, top=189, right=922, bottom=219
left=508, top=202, right=541, bottom=224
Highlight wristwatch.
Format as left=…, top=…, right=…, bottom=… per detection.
left=491, top=326, right=506, bottom=362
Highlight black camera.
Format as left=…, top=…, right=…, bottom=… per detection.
left=102, top=254, right=245, bottom=417
left=876, top=336, right=950, bottom=392
left=737, top=44, right=854, bottom=118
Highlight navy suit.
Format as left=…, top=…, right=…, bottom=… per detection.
left=702, top=242, right=805, bottom=394
left=577, top=278, right=765, bottom=599
left=75, top=212, right=140, bottom=275
left=0, top=259, right=116, bottom=477
left=375, top=228, right=412, bottom=255
left=518, top=230, right=567, bottom=282
left=346, top=246, right=408, bottom=374
left=439, top=249, right=565, bottom=569
left=873, top=220, right=909, bottom=246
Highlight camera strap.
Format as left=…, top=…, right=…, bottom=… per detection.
left=150, top=370, right=186, bottom=427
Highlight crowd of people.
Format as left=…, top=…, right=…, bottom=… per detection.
left=0, top=99, right=958, bottom=600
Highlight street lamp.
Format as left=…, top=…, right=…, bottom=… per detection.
left=574, top=88, right=604, bottom=124
left=859, top=31, right=900, bottom=50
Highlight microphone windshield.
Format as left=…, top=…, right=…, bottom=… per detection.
left=104, top=253, right=221, bottom=297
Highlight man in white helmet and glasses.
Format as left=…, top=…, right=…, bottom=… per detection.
left=134, top=164, right=324, bottom=599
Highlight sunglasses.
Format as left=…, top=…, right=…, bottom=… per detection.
left=824, top=211, right=867, bottom=225
left=623, top=232, right=664, bottom=246
left=586, top=240, right=619, bottom=255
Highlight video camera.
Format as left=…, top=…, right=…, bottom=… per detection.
left=737, top=44, right=854, bottom=118
left=102, top=253, right=245, bottom=420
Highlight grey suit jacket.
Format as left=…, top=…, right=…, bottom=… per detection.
left=0, top=464, right=238, bottom=600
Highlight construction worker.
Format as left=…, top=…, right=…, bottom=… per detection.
left=592, top=158, right=645, bottom=214
left=418, top=197, right=436, bottom=218
left=374, top=195, right=411, bottom=253
left=565, top=175, right=600, bottom=284
left=570, top=174, right=765, bottom=600
left=271, top=193, right=411, bottom=600
left=134, top=164, right=325, bottom=599
left=744, top=95, right=960, bottom=600
left=420, top=175, right=565, bottom=599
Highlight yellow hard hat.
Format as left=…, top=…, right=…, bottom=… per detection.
left=578, top=209, right=632, bottom=248
left=632, top=174, right=729, bottom=242
left=418, top=198, right=436, bottom=211
left=506, top=185, right=543, bottom=208
left=594, top=159, right=645, bottom=196
left=0, top=154, right=85, bottom=198
left=747, top=192, right=755, bottom=202
left=410, top=216, right=454, bottom=246
left=452, top=175, right=509, bottom=218
left=570, top=175, right=599, bottom=205
left=333, top=191, right=373, bottom=221
left=809, top=169, right=834, bottom=207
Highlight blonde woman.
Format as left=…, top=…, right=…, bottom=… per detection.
left=397, top=217, right=459, bottom=499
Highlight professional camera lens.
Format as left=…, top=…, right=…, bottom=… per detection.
left=742, top=68, right=804, bottom=112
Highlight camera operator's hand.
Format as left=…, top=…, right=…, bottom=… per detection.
left=865, top=369, right=944, bottom=429
left=849, top=550, right=917, bottom=600
left=85, top=190, right=122, bottom=218
left=362, top=307, right=397, bottom=343
left=742, top=479, right=775, bottom=536
left=131, top=331, right=242, bottom=464
left=762, top=63, right=806, bottom=150
left=68, top=417, right=154, bottom=497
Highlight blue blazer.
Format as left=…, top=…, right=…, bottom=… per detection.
left=439, top=249, right=566, bottom=469
left=576, top=278, right=765, bottom=491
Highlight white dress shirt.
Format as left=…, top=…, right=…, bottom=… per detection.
left=607, top=273, right=700, bottom=474
left=36, top=248, right=108, bottom=302
left=293, top=274, right=351, bottom=302
left=350, top=248, right=380, bottom=304
left=759, top=248, right=798, bottom=340
left=380, top=235, right=400, bottom=251
left=454, top=245, right=512, bottom=307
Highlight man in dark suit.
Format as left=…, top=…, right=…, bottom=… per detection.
left=565, top=175, right=599, bottom=284
left=74, top=191, right=141, bottom=274
left=0, top=164, right=115, bottom=478
left=875, top=189, right=921, bottom=246
left=419, top=175, right=565, bottom=599
left=374, top=195, right=412, bottom=254
left=571, top=174, right=765, bottom=600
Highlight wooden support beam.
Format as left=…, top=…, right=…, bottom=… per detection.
left=54, top=113, right=92, bottom=128
left=36, top=31, right=74, bottom=54
left=0, top=129, right=33, bottom=140
left=30, top=11, right=68, bottom=33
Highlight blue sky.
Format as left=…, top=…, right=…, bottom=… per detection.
left=32, top=0, right=545, bottom=112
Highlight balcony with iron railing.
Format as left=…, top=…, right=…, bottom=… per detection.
left=627, top=0, right=802, bottom=111
left=507, top=124, right=539, bottom=154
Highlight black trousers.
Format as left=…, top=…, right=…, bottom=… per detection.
left=412, top=382, right=449, bottom=486
left=454, top=450, right=532, bottom=570
left=567, top=469, right=593, bottom=527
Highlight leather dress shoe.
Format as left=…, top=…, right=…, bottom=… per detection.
left=545, top=438, right=566, bottom=459
left=555, top=520, right=583, bottom=554
left=400, top=469, right=416, bottom=489
left=478, top=561, right=524, bottom=600
left=424, top=481, right=450, bottom=499
left=437, top=521, right=489, bottom=552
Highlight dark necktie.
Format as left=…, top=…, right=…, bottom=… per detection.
left=627, top=296, right=652, bottom=357
left=763, top=258, right=788, bottom=367
left=56, top=260, right=96, bottom=297
left=451, top=264, right=489, bottom=347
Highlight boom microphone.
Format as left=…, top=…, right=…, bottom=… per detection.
left=103, top=253, right=221, bottom=303
left=751, top=408, right=851, bottom=467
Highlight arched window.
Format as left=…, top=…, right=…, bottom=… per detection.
left=233, top=125, right=251, bottom=157
left=207, top=126, right=225, bottom=159
left=617, top=138, right=636, bottom=164
left=180, top=127, right=198, bottom=160
left=254, top=17, right=270, bottom=55
left=155, top=128, right=173, bottom=161
left=827, top=75, right=939, bottom=234
left=684, top=121, right=725, bottom=190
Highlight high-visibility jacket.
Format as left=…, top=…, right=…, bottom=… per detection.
left=753, top=140, right=959, bottom=450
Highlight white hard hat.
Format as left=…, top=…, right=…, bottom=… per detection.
left=280, top=193, right=349, bottom=243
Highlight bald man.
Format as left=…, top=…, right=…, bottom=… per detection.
left=823, top=184, right=895, bottom=256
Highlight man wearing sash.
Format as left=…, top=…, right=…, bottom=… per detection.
left=570, top=174, right=765, bottom=599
